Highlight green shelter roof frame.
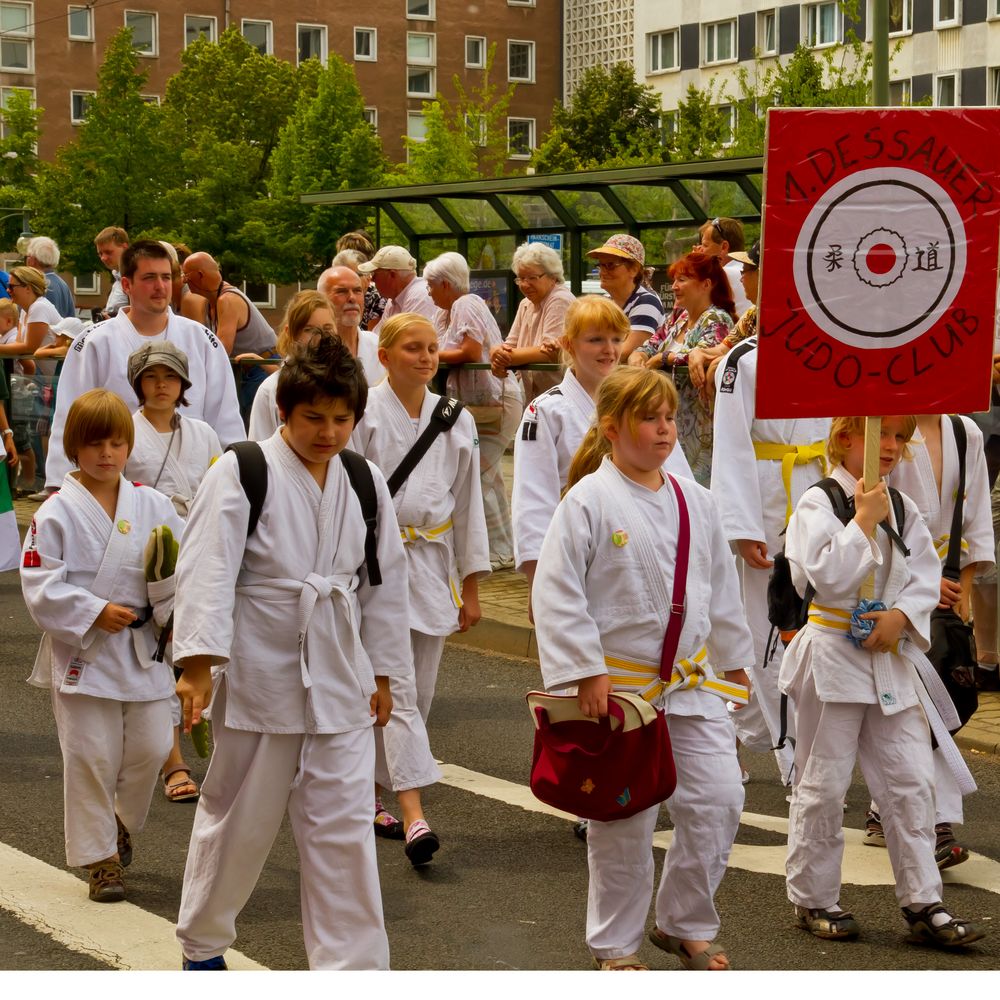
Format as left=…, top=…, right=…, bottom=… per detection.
left=301, top=156, right=764, bottom=293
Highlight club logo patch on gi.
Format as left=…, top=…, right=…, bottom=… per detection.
left=116, top=519, right=131, bottom=535
left=64, top=657, right=86, bottom=686
left=616, top=787, right=631, bottom=808
left=580, top=778, right=595, bottom=794
left=611, top=530, right=629, bottom=547
left=880, top=692, right=896, bottom=706
left=719, top=366, right=738, bottom=394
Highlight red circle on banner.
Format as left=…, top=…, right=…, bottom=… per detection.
left=865, top=244, right=897, bottom=274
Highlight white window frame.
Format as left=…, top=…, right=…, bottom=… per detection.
left=758, top=9, right=777, bottom=55
left=507, top=116, right=535, bottom=160
left=141, top=94, right=160, bottom=105
left=406, top=111, right=427, bottom=148
left=69, top=89, right=95, bottom=124
left=124, top=10, right=157, bottom=57
left=889, top=77, right=912, bottom=106
left=991, top=0, right=1000, bottom=20
left=73, top=272, right=101, bottom=296
left=241, top=18, right=273, bottom=55
left=507, top=39, right=535, bottom=83
left=804, top=2, right=841, bottom=49
left=184, top=14, right=217, bottom=47
left=718, top=104, right=736, bottom=148
left=363, top=106, right=378, bottom=129
left=935, top=72, right=959, bottom=106
left=406, top=0, right=435, bottom=21
left=465, top=35, right=485, bottom=69
left=935, top=0, right=961, bottom=27
left=407, top=32, right=436, bottom=65
left=68, top=4, right=94, bottom=41
left=297, top=23, right=327, bottom=65
left=242, top=281, right=276, bottom=310
left=990, top=67, right=1000, bottom=105
left=0, top=85, right=34, bottom=140
left=465, top=112, right=487, bottom=147
left=888, top=0, right=913, bottom=35
left=406, top=66, right=435, bottom=98
left=507, top=1, right=536, bottom=6
left=0, top=2, right=34, bottom=74
left=703, top=19, right=737, bottom=66
left=648, top=29, right=679, bottom=75
left=355, top=27, right=377, bottom=61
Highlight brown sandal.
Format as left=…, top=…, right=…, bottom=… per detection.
left=163, top=766, right=200, bottom=803
left=88, top=860, right=125, bottom=903
left=593, top=954, right=648, bottom=970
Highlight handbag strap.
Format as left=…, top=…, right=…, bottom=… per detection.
left=944, top=415, right=967, bottom=583
left=659, top=473, right=691, bottom=681
left=385, top=396, right=464, bottom=497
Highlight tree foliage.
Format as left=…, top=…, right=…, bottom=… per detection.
left=0, top=88, right=41, bottom=246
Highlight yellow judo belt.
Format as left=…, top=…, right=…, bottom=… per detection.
left=933, top=533, right=968, bottom=562
left=604, top=646, right=749, bottom=705
left=808, top=603, right=898, bottom=653
left=400, top=518, right=453, bottom=544
left=752, top=440, right=827, bottom=524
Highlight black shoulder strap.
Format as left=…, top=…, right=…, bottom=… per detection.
left=226, top=441, right=268, bottom=538
left=814, top=475, right=908, bottom=556
left=718, top=336, right=757, bottom=394
left=385, top=396, right=464, bottom=498
left=887, top=487, right=908, bottom=555
left=814, top=477, right=851, bottom=524
left=340, top=449, right=382, bottom=586
left=944, top=415, right=967, bottom=582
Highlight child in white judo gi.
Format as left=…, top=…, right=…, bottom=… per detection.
left=532, top=366, right=754, bottom=971
left=20, top=388, right=184, bottom=903
left=780, top=415, right=986, bottom=948
left=125, top=341, right=222, bottom=804
left=353, top=311, right=490, bottom=866
left=172, top=337, right=411, bottom=970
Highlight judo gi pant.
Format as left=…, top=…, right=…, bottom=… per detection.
left=51, top=689, right=172, bottom=868
left=176, top=692, right=389, bottom=970
left=474, top=388, right=522, bottom=566
left=787, top=674, right=941, bottom=910
left=585, top=714, right=743, bottom=960
left=374, top=630, right=444, bottom=792
left=733, top=559, right=795, bottom=784
left=870, top=750, right=964, bottom=826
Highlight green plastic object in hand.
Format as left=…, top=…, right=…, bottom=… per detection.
left=144, top=525, right=178, bottom=581
left=190, top=719, right=212, bottom=759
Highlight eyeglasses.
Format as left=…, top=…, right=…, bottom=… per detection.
left=514, top=273, right=548, bottom=284
left=303, top=324, right=337, bottom=337
left=595, top=260, right=625, bottom=272
left=7, top=281, right=23, bottom=289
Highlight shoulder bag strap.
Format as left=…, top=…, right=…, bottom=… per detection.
left=944, top=415, right=967, bottom=583
left=659, top=473, right=691, bottom=681
left=385, top=396, right=464, bottom=498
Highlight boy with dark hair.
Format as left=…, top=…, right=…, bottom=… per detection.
left=172, top=337, right=411, bottom=970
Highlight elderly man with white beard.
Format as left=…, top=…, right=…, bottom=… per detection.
left=318, top=266, right=385, bottom=386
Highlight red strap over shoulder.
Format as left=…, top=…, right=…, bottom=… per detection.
left=659, top=473, right=690, bottom=681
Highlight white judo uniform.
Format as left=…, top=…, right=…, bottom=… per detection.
left=886, top=414, right=994, bottom=826
left=171, top=432, right=412, bottom=970
left=710, top=340, right=830, bottom=781
left=21, top=475, right=183, bottom=867
left=511, top=368, right=694, bottom=573
left=780, top=465, right=976, bottom=911
left=46, top=310, right=244, bottom=487
left=354, top=381, right=490, bottom=792
left=125, top=411, right=222, bottom=518
left=533, top=457, right=755, bottom=959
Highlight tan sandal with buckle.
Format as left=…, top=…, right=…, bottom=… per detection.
left=593, top=953, right=648, bottom=970
left=649, top=928, right=731, bottom=969
left=163, top=765, right=200, bottom=803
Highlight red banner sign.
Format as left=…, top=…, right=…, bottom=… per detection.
left=757, top=108, right=1000, bottom=418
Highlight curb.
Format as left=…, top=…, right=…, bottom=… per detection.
left=447, top=616, right=538, bottom=661
left=955, top=732, right=1000, bottom=757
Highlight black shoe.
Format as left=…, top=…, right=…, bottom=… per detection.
left=573, top=819, right=589, bottom=841
left=404, top=827, right=440, bottom=867
left=934, top=823, right=969, bottom=870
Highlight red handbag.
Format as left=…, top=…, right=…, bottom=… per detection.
left=527, top=473, right=690, bottom=822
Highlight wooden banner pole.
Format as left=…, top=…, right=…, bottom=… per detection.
left=860, top=416, right=882, bottom=600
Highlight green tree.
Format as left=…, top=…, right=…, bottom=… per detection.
left=32, top=28, right=179, bottom=271
left=0, top=88, right=41, bottom=247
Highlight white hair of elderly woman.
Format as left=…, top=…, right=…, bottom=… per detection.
left=423, top=251, right=471, bottom=295
left=331, top=248, right=366, bottom=270
left=511, top=241, right=564, bottom=282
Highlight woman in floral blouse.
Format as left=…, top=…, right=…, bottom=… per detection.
left=628, top=250, right=736, bottom=485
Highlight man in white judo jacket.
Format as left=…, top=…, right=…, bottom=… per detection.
left=711, top=337, right=830, bottom=783
left=171, top=339, right=412, bottom=970
left=45, top=240, right=244, bottom=489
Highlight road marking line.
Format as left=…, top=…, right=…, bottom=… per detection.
left=437, top=763, right=1000, bottom=894
left=0, top=842, right=267, bottom=970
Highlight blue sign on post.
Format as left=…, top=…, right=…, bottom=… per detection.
left=527, top=233, right=563, bottom=252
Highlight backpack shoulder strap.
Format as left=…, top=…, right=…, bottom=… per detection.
left=717, top=336, right=756, bottom=395
left=385, top=396, right=465, bottom=498
left=943, top=415, right=967, bottom=582
left=226, top=441, right=268, bottom=538
left=340, top=449, right=382, bottom=586
left=814, top=477, right=852, bottom=524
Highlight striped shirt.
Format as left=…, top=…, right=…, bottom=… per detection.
left=623, top=285, right=665, bottom=338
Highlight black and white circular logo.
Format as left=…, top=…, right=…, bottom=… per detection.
left=792, top=167, right=966, bottom=350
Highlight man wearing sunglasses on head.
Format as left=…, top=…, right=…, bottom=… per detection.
left=695, top=217, right=752, bottom=317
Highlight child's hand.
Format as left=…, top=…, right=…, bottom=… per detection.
left=95, top=602, right=137, bottom=633
left=853, top=479, right=889, bottom=536
left=939, top=577, right=962, bottom=609
left=860, top=608, right=908, bottom=653
left=457, top=586, right=481, bottom=632
left=577, top=674, right=611, bottom=718
left=370, top=675, right=393, bottom=727
left=724, top=668, right=751, bottom=709
left=176, top=658, right=213, bottom=734
left=736, top=539, right=773, bottom=569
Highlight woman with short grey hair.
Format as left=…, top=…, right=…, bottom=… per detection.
left=491, top=241, right=575, bottom=402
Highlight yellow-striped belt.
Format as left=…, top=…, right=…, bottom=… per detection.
left=808, top=602, right=898, bottom=653
left=752, top=440, right=827, bottom=524
left=604, top=646, right=749, bottom=705
left=933, top=533, right=969, bottom=562
left=400, top=518, right=453, bottom=544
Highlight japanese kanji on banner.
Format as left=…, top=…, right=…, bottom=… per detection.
left=756, top=108, right=1000, bottom=418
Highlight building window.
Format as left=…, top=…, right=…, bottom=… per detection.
left=507, top=117, right=535, bottom=159
left=407, top=32, right=435, bottom=64
left=185, top=15, right=216, bottom=47
left=355, top=27, right=377, bottom=61
left=363, top=107, right=377, bottom=129
left=935, top=0, right=960, bottom=26
left=936, top=73, right=958, bottom=106
left=0, top=2, right=33, bottom=72
left=889, top=78, right=912, bottom=106
left=719, top=104, right=736, bottom=147
left=703, top=19, right=736, bottom=65
left=0, top=85, right=33, bottom=138
left=141, top=94, right=160, bottom=105
left=648, top=29, right=679, bottom=74
left=889, top=0, right=913, bottom=34
left=68, top=5, right=94, bottom=41
left=242, top=281, right=275, bottom=310
left=124, top=11, right=157, bottom=56
left=241, top=19, right=272, bottom=55
left=991, top=68, right=1000, bottom=105
left=508, top=1, right=535, bottom=6
left=407, top=111, right=427, bottom=142
left=298, top=24, right=326, bottom=64
left=465, top=35, right=485, bottom=68
left=73, top=273, right=101, bottom=295
left=992, top=0, right=1000, bottom=18
left=805, top=2, right=840, bottom=48
left=407, top=0, right=435, bottom=19
left=758, top=10, right=777, bottom=55
left=465, top=113, right=487, bottom=146
left=508, top=40, right=535, bottom=82
left=69, top=90, right=94, bottom=124
left=407, top=67, right=435, bottom=97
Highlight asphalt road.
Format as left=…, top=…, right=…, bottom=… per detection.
left=1, top=565, right=999, bottom=972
